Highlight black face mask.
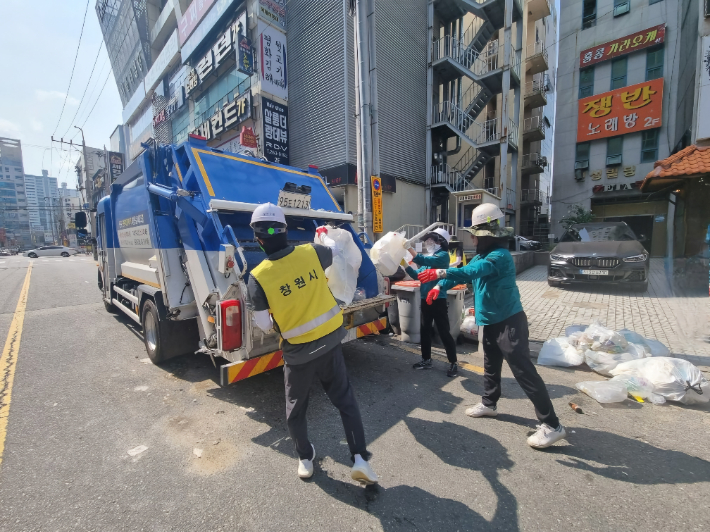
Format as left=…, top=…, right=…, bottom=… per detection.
left=258, top=233, right=289, bottom=256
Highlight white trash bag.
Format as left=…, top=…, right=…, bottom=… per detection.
left=538, top=338, right=584, bottom=367
left=610, top=357, right=710, bottom=405
left=584, top=349, right=643, bottom=377
left=576, top=380, right=629, bottom=403
left=370, top=231, right=407, bottom=276
left=579, top=321, right=628, bottom=354
left=618, top=328, right=671, bottom=357
left=609, top=375, right=666, bottom=405
left=315, top=227, right=362, bottom=305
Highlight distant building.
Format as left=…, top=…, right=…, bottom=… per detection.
left=0, top=137, right=31, bottom=248
left=24, top=170, right=59, bottom=242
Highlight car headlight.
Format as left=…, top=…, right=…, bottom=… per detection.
left=623, top=253, right=648, bottom=263
left=550, top=254, right=569, bottom=261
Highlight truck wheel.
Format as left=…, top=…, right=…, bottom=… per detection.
left=142, top=299, right=169, bottom=364
left=103, top=299, right=118, bottom=313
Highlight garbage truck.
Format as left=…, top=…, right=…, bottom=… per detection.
left=96, top=135, right=394, bottom=385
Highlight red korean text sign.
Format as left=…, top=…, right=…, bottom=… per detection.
left=577, top=78, right=664, bottom=142
left=579, top=24, right=665, bottom=68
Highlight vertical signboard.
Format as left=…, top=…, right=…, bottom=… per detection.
left=237, top=34, right=254, bottom=75
left=258, top=0, right=287, bottom=30
left=258, top=21, right=288, bottom=100
left=371, top=176, right=383, bottom=233
left=109, top=152, right=125, bottom=182
left=697, top=36, right=710, bottom=141
left=262, top=97, right=289, bottom=164
left=177, top=0, right=216, bottom=46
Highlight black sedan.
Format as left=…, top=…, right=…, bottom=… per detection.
left=548, top=222, right=650, bottom=291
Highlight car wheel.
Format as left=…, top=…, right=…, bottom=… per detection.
left=61, top=252, right=69, bottom=257
left=28, top=253, right=37, bottom=258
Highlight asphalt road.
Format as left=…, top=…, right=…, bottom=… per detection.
left=0, top=254, right=708, bottom=531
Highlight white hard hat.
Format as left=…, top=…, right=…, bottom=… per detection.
left=470, top=203, right=504, bottom=227
left=250, top=202, right=286, bottom=226
left=433, top=227, right=451, bottom=242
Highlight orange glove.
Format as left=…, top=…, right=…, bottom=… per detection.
left=418, top=269, right=443, bottom=284
left=426, top=287, right=440, bottom=305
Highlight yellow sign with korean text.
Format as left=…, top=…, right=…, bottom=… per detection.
left=371, top=176, right=383, bottom=233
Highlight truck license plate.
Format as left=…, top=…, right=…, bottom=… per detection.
left=277, top=190, right=311, bottom=210
left=581, top=269, right=609, bottom=275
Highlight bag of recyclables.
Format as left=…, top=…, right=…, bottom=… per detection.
left=370, top=231, right=407, bottom=276
left=315, top=227, right=362, bottom=305
left=576, top=380, right=629, bottom=403
left=537, top=337, right=584, bottom=367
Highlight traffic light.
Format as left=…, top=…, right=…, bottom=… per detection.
left=75, top=211, right=87, bottom=229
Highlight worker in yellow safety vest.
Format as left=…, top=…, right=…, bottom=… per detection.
left=247, top=203, right=378, bottom=484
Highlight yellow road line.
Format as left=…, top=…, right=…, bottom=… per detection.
left=0, top=263, right=32, bottom=472
left=393, top=342, right=484, bottom=375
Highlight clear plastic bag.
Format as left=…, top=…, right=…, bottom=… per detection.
left=609, top=375, right=666, bottom=404
left=576, top=380, right=629, bottom=403
left=370, top=231, right=407, bottom=276
left=538, top=338, right=584, bottom=367
left=618, top=329, right=670, bottom=357
left=315, top=227, right=362, bottom=305
left=580, top=321, right=628, bottom=354
left=610, top=357, right=710, bottom=405
left=460, top=315, right=478, bottom=339
left=584, top=349, right=641, bottom=377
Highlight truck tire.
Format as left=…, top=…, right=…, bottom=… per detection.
left=141, top=299, right=199, bottom=364
left=104, top=299, right=118, bottom=313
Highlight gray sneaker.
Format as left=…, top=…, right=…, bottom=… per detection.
left=465, top=403, right=498, bottom=418
left=412, top=359, right=433, bottom=370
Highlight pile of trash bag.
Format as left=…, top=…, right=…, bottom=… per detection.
left=460, top=308, right=478, bottom=340
left=541, top=321, right=709, bottom=406
left=314, top=226, right=362, bottom=305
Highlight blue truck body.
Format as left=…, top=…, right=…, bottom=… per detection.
left=97, top=136, right=390, bottom=384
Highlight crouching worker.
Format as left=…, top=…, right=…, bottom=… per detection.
left=404, top=228, right=459, bottom=377
left=248, top=203, right=378, bottom=483
left=418, top=205, right=567, bottom=449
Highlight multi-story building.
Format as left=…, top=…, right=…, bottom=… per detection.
left=551, top=0, right=699, bottom=257
left=24, top=170, right=59, bottom=243
left=426, top=0, right=556, bottom=250
left=0, top=137, right=31, bottom=248
left=58, top=183, right=84, bottom=237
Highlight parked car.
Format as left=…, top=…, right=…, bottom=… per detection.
left=0, top=248, right=11, bottom=256
left=515, top=236, right=543, bottom=251
left=23, top=246, right=79, bottom=258
left=548, top=222, right=649, bottom=291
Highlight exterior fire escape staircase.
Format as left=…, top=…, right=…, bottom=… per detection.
left=430, top=0, right=522, bottom=194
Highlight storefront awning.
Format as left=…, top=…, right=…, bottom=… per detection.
left=640, top=145, right=710, bottom=192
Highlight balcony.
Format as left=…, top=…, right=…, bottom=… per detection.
left=524, top=75, right=547, bottom=109
left=522, top=115, right=546, bottom=142
left=525, top=41, right=549, bottom=75
left=527, top=0, right=551, bottom=21
left=520, top=188, right=544, bottom=205
left=430, top=164, right=483, bottom=193
left=432, top=36, right=504, bottom=90
left=433, top=101, right=502, bottom=151
left=521, top=152, right=547, bottom=175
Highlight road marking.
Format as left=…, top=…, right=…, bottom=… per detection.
left=0, top=263, right=32, bottom=473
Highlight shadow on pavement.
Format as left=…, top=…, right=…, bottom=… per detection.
left=459, top=372, right=578, bottom=402
left=545, top=427, right=710, bottom=485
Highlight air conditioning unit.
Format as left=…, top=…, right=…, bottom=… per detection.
left=574, top=160, right=589, bottom=170
left=606, top=154, right=623, bottom=166
left=541, top=156, right=549, bottom=167
left=613, top=1, right=630, bottom=17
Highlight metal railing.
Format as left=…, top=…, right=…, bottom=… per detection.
left=461, top=83, right=488, bottom=114
left=485, top=187, right=500, bottom=197
left=430, top=164, right=482, bottom=193
left=520, top=188, right=545, bottom=203
left=512, top=48, right=522, bottom=79
left=432, top=36, right=499, bottom=77
left=433, top=101, right=501, bottom=146
left=523, top=115, right=546, bottom=135
left=526, top=41, right=549, bottom=66
left=521, top=152, right=546, bottom=170
left=508, top=118, right=519, bottom=146
left=524, top=73, right=548, bottom=99
left=396, top=223, right=455, bottom=241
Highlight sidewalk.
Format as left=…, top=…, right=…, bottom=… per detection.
left=515, top=259, right=710, bottom=368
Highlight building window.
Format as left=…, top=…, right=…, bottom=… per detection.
left=613, top=0, right=630, bottom=16
left=610, top=57, right=627, bottom=90
left=575, top=143, right=590, bottom=169
left=607, top=136, right=623, bottom=166
left=582, top=0, right=596, bottom=29
left=579, top=67, right=594, bottom=98
left=641, top=129, right=660, bottom=162
left=649, top=0, right=663, bottom=5
left=646, top=47, right=664, bottom=80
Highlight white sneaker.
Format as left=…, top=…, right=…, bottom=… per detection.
left=297, top=444, right=316, bottom=479
left=465, top=403, right=498, bottom=418
left=351, top=461, right=379, bottom=485
left=527, top=423, right=567, bottom=449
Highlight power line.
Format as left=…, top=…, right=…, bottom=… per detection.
left=51, top=0, right=92, bottom=138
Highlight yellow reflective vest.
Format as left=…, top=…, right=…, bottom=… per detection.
left=251, top=244, right=343, bottom=344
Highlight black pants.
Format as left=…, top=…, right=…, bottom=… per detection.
left=481, top=311, right=560, bottom=428
left=284, top=345, right=370, bottom=461
left=420, top=298, right=457, bottom=363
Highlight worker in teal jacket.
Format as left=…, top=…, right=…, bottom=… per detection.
left=404, top=228, right=459, bottom=377
left=418, top=204, right=567, bottom=450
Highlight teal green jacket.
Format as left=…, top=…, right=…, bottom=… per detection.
left=445, top=248, right=523, bottom=325
left=405, top=250, right=456, bottom=301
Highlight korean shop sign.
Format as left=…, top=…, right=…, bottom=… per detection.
left=580, top=24, right=665, bottom=68
left=258, top=21, right=288, bottom=101
left=371, top=177, right=383, bottom=233
left=184, top=20, right=239, bottom=97
left=177, top=0, right=216, bottom=46
left=577, top=78, right=663, bottom=142
left=262, top=97, right=289, bottom=165
left=258, top=0, right=286, bottom=30
left=191, top=91, right=252, bottom=140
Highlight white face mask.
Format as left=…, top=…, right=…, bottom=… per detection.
left=424, top=240, right=441, bottom=255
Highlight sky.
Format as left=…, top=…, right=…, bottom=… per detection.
left=0, top=0, right=123, bottom=189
